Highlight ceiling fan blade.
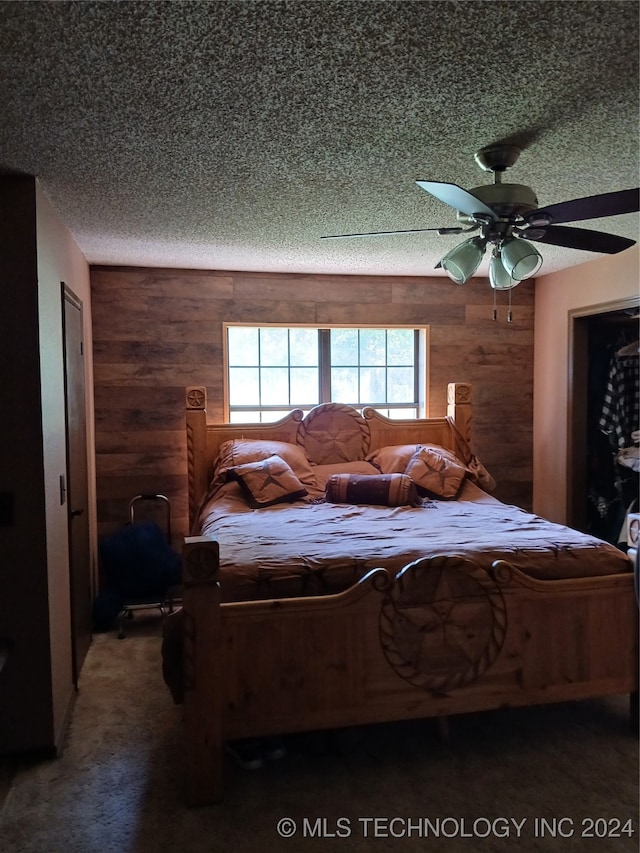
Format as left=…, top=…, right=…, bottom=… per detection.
left=524, top=224, right=636, bottom=254
left=416, top=180, right=498, bottom=220
left=526, top=187, right=640, bottom=225
left=321, top=226, right=465, bottom=239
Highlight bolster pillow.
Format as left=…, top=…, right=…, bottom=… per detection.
left=325, top=473, right=419, bottom=507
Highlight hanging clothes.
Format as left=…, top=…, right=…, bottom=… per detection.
left=591, top=338, right=639, bottom=546
left=598, top=349, right=640, bottom=450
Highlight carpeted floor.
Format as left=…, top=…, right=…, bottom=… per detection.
left=0, top=614, right=638, bottom=853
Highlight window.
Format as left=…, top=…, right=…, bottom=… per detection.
left=225, top=326, right=426, bottom=422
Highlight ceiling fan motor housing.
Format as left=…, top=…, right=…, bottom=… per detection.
left=456, top=183, right=539, bottom=223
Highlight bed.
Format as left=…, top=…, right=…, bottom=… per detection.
left=173, top=382, right=638, bottom=806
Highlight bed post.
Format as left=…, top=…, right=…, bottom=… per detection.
left=186, top=386, right=209, bottom=531
left=182, top=535, right=222, bottom=806
left=447, top=382, right=472, bottom=446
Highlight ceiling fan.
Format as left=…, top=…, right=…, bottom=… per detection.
left=323, top=144, right=639, bottom=290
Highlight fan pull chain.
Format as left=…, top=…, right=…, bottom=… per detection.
left=491, top=289, right=514, bottom=322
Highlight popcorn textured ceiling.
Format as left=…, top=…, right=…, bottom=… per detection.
left=0, top=0, right=638, bottom=278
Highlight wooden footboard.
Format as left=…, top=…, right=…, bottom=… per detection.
left=181, top=538, right=638, bottom=806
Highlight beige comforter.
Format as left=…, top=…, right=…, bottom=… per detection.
left=198, top=479, right=631, bottom=603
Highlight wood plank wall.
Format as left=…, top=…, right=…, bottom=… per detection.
left=90, top=266, right=534, bottom=546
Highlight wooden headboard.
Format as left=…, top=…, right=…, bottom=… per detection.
left=185, top=382, right=472, bottom=529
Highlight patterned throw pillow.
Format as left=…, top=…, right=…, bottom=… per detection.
left=404, top=446, right=467, bottom=499
left=228, top=455, right=308, bottom=508
left=215, top=439, right=318, bottom=487
left=365, top=444, right=423, bottom=474
left=325, top=473, right=419, bottom=507
left=366, top=443, right=465, bottom=474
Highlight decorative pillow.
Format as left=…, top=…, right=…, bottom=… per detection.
left=227, top=455, right=308, bottom=508
left=404, top=446, right=467, bottom=499
left=214, top=439, right=317, bottom=488
left=365, top=444, right=422, bottom=474
left=366, top=443, right=465, bottom=474
left=325, top=473, right=419, bottom=507
left=297, top=402, right=370, bottom=464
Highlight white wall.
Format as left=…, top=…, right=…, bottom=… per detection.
left=533, top=245, right=639, bottom=523
left=36, top=183, right=93, bottom=747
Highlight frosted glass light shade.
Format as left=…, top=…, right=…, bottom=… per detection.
left=501, top=237, right=542, bottom=280
left=440, top=237, right=485, bottom=284
left=489, top=253, right=518, bottom=290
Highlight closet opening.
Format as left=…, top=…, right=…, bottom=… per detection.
left=568, top=298, right=639, bottom=548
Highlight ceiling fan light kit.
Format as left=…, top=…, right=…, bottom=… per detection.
left=323, top=142, right=639, bottom=310
left=500, top=237, right=543, bottom=281
left=440, top=236, right=486, bottom=284
left=489, top=250, right=517, bottom=291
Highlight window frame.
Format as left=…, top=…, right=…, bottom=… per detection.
left=223, top=323, right=429, bottom=422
